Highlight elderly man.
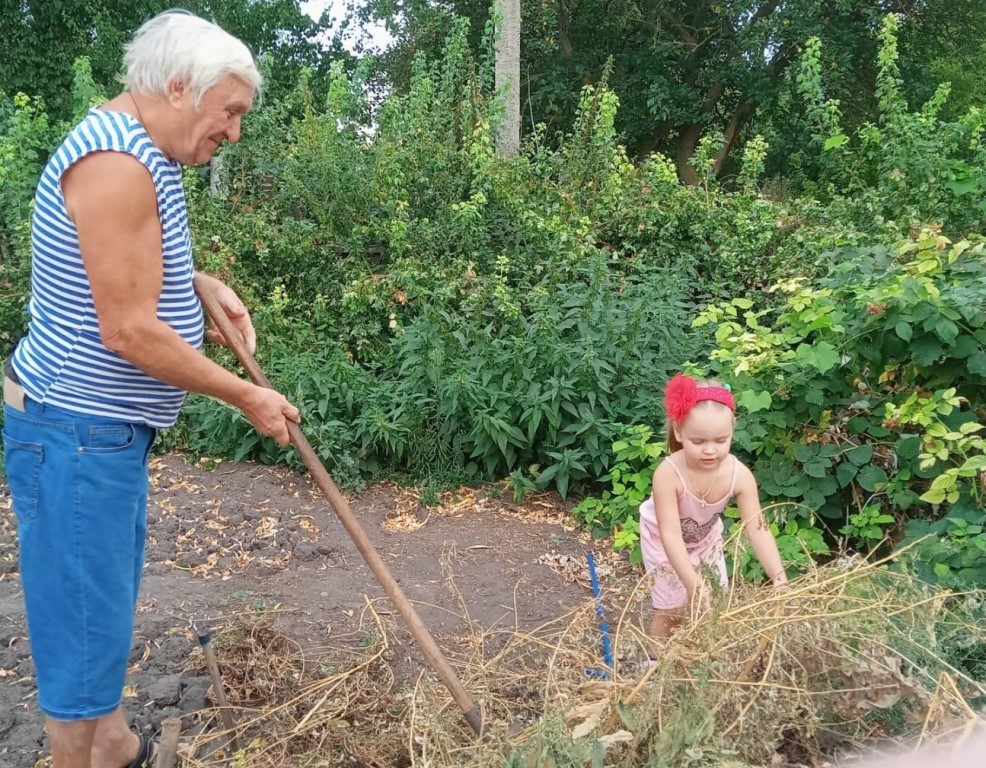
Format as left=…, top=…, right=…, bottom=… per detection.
left=2, top=11, right=298, bottom=768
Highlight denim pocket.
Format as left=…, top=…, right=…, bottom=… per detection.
left=79, top=423, right=135, bottom=453
left=2, top=431, right=43, bottom=523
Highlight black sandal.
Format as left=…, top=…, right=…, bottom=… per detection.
left=121, top=734, right=155, bottom=768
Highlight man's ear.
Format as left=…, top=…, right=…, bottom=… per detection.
left=166, top=78, right=187, bottom=108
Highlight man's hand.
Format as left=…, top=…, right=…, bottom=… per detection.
left=241, top=384, right=301, bottom=446
left=195, top=272, right=257, bottom=355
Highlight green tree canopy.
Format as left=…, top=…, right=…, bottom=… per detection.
left=0, top=0, right=345, bottom=119
left=355, top=0, right=986, bottom=183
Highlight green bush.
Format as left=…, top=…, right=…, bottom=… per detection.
left=179, top=252, right=700, bottom=496
left=700, top=229, right=986, bottom=586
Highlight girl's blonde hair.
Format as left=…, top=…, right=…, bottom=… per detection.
left=666, top=378, right=733, bottom=453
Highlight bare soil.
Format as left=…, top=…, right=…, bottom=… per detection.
left=0, top=455, right=623, bottom=767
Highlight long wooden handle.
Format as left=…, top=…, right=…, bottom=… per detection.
left=197, top=289, right=483, bottom=736
left=198, top=630, right=240, bottom=753
left=153, top=718, right=182, bottom=768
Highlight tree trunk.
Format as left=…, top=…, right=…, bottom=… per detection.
left=675, top=124, right=702, bottom=185
left=495, top=0, right=521, bottom=158
left=557, top=1, right=574, bottom=58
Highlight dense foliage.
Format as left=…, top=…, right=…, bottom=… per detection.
left=1, top=13, right=984, bottom=588
left=353, top=0, right=986, bottom=181
left=0, top=1, right=344, bottom=120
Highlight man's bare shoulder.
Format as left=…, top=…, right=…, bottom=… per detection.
left=62, top=151, right=156, bottom=221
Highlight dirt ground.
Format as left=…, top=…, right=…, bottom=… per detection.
left=0, top=454, right=628, bottom=767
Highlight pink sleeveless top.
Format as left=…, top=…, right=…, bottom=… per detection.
left=639, top=455, right=739, bottom=549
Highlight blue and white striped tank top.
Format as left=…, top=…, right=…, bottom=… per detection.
left=11, top=109, right=204, bottom=428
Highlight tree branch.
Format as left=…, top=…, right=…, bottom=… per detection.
left=748, top=0, right=781, bottom=28
left=713, top=101, right=754, bottom=175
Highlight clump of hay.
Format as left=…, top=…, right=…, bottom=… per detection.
left=409, top=554, right=985, bottom=767
left=178, top=600, right=411, bottom=767
left=177, top=555, right=984, bottom=767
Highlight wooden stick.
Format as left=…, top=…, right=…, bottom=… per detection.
left=196, top=288, right=484, bottom=736
left=153, top=718, right=182, bottom=768
left=198, top=629, right=240, bottom=754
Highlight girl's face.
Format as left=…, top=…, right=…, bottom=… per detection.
left=674, top=404, right=734, bottom=469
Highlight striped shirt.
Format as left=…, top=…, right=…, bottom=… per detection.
left=11, top=109, right=204, bottom=428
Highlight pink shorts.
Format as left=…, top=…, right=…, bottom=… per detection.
left=640, top=514, right=728, bottom=610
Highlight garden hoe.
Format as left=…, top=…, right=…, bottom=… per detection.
left=197, top=629, right=239, bottom=755
left=196, top=288, right=484, bottom=738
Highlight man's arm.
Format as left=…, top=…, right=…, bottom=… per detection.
left=62, top=151, right=297, bottom=444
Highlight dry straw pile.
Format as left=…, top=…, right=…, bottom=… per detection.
left=178, top=552, right=985, bottom=768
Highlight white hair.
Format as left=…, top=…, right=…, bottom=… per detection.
left=121, top=10, right=262, bottom=108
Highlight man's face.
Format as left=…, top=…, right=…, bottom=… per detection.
left=169, top=74, right=254, bottom=166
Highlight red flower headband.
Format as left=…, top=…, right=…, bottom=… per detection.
left=664, top=373, right=736, bottom=422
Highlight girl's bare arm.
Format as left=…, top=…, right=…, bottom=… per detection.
left=733, top=463, right=788, bottom=585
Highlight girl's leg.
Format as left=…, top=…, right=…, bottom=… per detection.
left=648, top=607, right=684, bottom=640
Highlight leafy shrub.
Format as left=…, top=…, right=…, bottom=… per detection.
left=793, top=15, right=986, bottom=237
left=572, top=424, right=664, bottom=563
left=180, top=252, right=700, bottom=496
left=695, top=228, right=986, bottom=585
left=0, top=92, right=49, bottom=358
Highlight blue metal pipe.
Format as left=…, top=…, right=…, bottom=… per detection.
left=587, top=550, right=614, bottom=673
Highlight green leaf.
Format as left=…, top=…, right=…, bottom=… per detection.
left=894, top=321, right=912, bottom=341
left=803, top=458, right=830, bottom=478
left=847, top=416, right=870, bottom=434
left=959, top=455, right=986, bottom=472
left=891, top=489, right=919, bottom=509
left=796, top=342, right=840, bottom=373
left=837, top=461, right=859, bottom=487
left=920, top=487, right=947, bottom=505
left=968, top=352, right=986, bottom=377
left=537, top=464, right=560, bottom=484
left=896, top=435, right=921, bottom=460
left=815, top=475, right=838, bottom=496
left=935, top=317, right=959, bottom=341
left=805, top=388, right=825, bottom=405
left=795, top=444, right=819, bottom=462
left=591, top=740, right=606, bottom=768
left=738, top=389, right=772, bottom=413
left=823, top=133, right=849, bottom=150
left=803, top=488, right=828, bottom=509
left=846, top=445, right=874, bottom=466
left=813, top=342, right=841, bottom=372
left=950, top=334, right=979, bottom=359
left=911, top=336, right=944, bottom=366
left=945, top=176, right=979, bottom=196
left=857, top=465, right=889, bottom=492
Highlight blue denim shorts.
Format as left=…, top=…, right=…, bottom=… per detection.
left=2, top=396, right=155, bottom=720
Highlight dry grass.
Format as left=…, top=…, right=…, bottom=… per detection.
left=175, top=553, right=985, bottom=768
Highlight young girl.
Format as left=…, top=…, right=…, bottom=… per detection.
left=640, top=373, right=788, bottom=639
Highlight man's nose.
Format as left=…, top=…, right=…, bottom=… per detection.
left=226, top=115, right=242, bottom=143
